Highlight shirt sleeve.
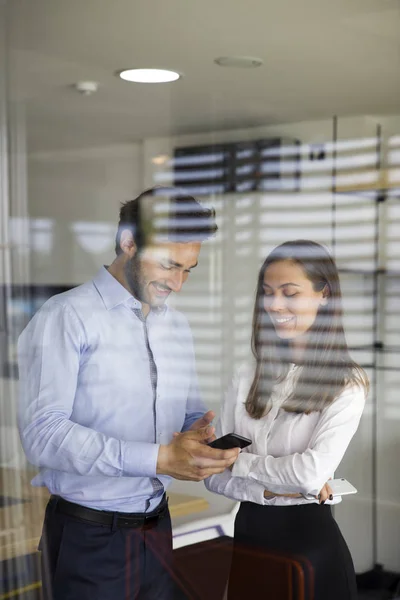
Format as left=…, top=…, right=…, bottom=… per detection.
left=180, top=366, right=207, bottom=431
left=180, top=320, right=207, bottom=432
left=231, top=383, right=366, bottom=496
left=17, top=300, right=159, bottom=478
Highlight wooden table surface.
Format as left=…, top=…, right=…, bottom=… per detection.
left=0, top=468, right=209, bottom=562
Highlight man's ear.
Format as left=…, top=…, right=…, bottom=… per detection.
left=120, top=229, right=136, bottom=258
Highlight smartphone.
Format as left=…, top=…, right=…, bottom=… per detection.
left=208, top=433, right=252, bottom=450
left=328, top=478, right=357, bottom=497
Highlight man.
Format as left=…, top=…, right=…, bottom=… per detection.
left=18, top=188, right=238, bottom=600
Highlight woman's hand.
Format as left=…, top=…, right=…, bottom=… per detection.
left=315, top=480, right=333, bottom=505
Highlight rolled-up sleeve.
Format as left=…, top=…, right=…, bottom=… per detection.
left=180, top=320, right=207, bottom=432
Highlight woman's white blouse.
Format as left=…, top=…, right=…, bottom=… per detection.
left=205, top=362, right=366, bottom=506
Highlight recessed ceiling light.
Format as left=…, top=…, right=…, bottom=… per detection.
left=214, top=56, right=263, bottom=68
left=119, top=68, right=181, bottom=83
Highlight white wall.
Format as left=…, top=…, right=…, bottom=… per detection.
left=142, top=115, right=383, bottom=189
left=28, top=142, right=142, bottom=285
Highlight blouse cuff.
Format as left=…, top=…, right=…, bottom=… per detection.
left=232, top=452, right=255, bottom=478
left=245, top=479, right=267, bottom=505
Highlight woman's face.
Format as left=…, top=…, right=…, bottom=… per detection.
left=262, top=259, right=327, bottom=341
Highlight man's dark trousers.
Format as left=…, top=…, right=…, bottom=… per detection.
left=39, top=495, right=176, bottom=600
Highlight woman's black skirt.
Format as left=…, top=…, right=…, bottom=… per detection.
left=228, top=502, right=357, bottom=600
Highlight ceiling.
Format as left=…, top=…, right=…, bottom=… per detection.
left=6, top=0, right=400, bottom=152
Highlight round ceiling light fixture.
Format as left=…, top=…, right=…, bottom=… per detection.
left=214, top=56, right=263, bottom=68
left=118, top=68, right=181, bottom=83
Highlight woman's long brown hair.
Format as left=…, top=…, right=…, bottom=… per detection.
left=245, top=240, right=369, bottom=419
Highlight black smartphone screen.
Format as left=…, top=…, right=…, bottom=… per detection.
left=208, top=433, right=252, bottom=450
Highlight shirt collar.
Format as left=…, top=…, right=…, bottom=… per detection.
left=93, top=266, right=168, bottom=316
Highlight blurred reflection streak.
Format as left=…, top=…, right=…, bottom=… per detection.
left=388, top=149, right=400, bottom=164
left=262, top=153, right=378, bottom=174
left=324, top=137, right=378, bottom=152
left=172, top=152, right=226, bottom=167
left=70, top=221, right=115, bottom=254
left=30, top=218, right=53, bottom=254
left=9, top=217, right=30, bottom=251
left=388, top=135, right=400, bottom=147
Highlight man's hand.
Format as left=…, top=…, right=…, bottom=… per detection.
left=189, top=410, right=215, bottom=431
left=157, top=425, right=239, bottom=481
left=189, top=410, right=216, bottom=443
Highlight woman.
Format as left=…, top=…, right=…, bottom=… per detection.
left=205, top=240, right=368, bottom=600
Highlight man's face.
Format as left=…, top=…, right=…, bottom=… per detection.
left=124, top=241, right=201, bottom=310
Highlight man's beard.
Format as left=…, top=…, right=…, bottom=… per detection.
left=124, top=253, right=147, bottom=304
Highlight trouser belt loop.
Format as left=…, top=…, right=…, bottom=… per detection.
left=111, top=511, right=118, bottom=532
left=51, top=495, right=60, bottom=516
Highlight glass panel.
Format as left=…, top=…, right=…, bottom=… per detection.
left=3, top=0, right=400, bottom=594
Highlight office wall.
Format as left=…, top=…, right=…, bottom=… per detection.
left=28, top=142, right=142, bottom=285
left=142, top=115, right=384, bottom=189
